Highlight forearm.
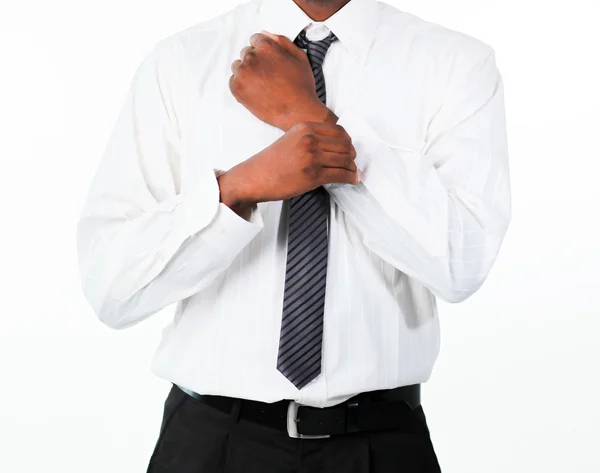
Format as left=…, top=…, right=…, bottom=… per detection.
left=77, top=173, right=264, bottom=330
left=80, top=202, right=263, bottom=330
left=325, top=51, right=511, bottom=302
left=77, top=40, right=270, bottom=330
left=327, top=174, right=510, bottom=302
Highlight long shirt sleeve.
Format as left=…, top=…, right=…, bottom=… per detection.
left=76, top=40, right=264, bottom=330
left=328, top=49, right=511, bottom=303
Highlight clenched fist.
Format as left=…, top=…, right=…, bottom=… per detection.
left=229, top=32, right=337, bottom=132
left=218, top=122, right=360, bottom=210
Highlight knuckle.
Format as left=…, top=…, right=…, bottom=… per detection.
left=297, top=122, right=312, bottom=133
left=244, top=50, right=257, bottom=63
left=300, top=132, right=317, bottom=148
left=336, top=124, right=349, bottom=136
left=250, top=34, right=268, bottom=50
left=302, top=164, right=319, bottom=180
left=309, top=147, right=321, bottom=163
left=230, top=77, right=244, bottom=95
left=258, top=35, right=272, bottom=48
left=237, top=59, right=250, bottom=71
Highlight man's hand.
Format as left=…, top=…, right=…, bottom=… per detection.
left=218, top=122, right=359, bottom=209
left=229, top=31, right=337, bottom=132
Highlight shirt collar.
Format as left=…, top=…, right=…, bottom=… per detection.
left=257, top=0, right=379, bottom=63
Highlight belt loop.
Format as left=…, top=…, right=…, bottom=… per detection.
left=229, top=398, right=242, bottom=425
left=346, top=401, right=360, bottom=434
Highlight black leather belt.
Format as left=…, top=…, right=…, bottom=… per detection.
left=178, top=384, right=421, bottom=438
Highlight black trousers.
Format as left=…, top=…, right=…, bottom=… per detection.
left=146, top=385, right=441, bottom=473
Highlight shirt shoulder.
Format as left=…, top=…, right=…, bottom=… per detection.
left=376, top=2, right=495, bottom=74
left=151, top=0, right=259, bottom=65
left=130, top=0, right=260, bottom=122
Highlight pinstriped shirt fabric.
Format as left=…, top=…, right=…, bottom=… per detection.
left=276, top=30, right=338, bottom=390
left=76, top=0, right=511, bottom=408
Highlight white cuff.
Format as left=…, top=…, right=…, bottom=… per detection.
left=336, top=109, right=448, bottom=258
left=336, top=109, right=382, bottom=173
left=178, top=175, right=221, bottom=238
left=199, top=202, right=264, bottom=260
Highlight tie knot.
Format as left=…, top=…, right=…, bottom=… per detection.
left=294, top=29, right=338, bottom=69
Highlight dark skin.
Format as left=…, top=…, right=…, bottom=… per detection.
left=291, top=0, right=353, bottom=22
left=218, top=0, right=358, bottom=219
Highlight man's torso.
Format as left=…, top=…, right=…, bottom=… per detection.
left=149, top=0, right=491, bottom=407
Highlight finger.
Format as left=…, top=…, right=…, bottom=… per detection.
left=306, top=122, right=350, bottom=138
left=319, top=167, right=360, bottom=185
left=319, top=151, right=357, bottom=172
left=231, top=59, right=242, bottom=74
left=259, top=30, right=279, bottom=42
left=282, top=38, right=305, bottom=58
left=249, top=32, right=272, bottom=49
left=318, top=135, right=357, bottom=156
left=240, top=45, right=254, bottom=60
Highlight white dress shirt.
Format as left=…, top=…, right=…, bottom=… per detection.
left=76, top=0, right=511, bottom=408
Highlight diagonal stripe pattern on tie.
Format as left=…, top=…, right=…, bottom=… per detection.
left=276, top=29, right=339, bottom=390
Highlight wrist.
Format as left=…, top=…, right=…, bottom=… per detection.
left=280, top=101, right=338, bottom=131
left=217, top=167, right=256, bottom=210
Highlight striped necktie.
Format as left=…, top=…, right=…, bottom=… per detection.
left=276, top=29, right=338, bottom=390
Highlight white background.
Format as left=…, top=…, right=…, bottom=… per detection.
left=1, top=0, right=599, bottom=471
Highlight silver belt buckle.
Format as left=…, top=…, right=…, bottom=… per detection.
left=286, top=401, right=331, bottom=439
